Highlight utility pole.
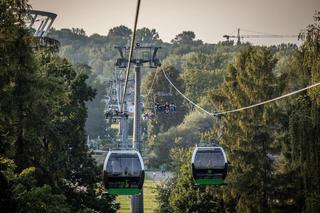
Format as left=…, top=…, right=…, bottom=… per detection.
left=115, top=45, right=161, bottom=213
left=237, top=28, right=241, bottom=45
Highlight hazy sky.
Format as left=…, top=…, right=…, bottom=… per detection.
left=29, top=0, right=319, bottom=45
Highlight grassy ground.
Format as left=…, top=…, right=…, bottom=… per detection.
left=116, top=179, right=158, bottom=213
left=92, top=154, right=106, bottom=165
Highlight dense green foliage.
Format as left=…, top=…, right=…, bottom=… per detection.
left=154, top=12, right=320, bottom=213
left=208, top=46, right=279, bottom=212
left=147, top=111, right=213, bottom=168
left=49, top=14, right=320, bottom=212
left=156, top=151, right=227, bottom=213
left=49, top=24, right=243, bottom=140
left=0, top=1, right=118, bottom=212
left=3, top=0, right=319, bottom=211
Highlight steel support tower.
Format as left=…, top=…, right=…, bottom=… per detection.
left=131, top=65, right=143, bottom=212
left=115, top=45, right=161, bottom=213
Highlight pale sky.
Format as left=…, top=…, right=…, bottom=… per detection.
left=29, top=0, right=319, bottom=45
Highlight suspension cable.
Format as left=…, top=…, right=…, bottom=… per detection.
left=215, top=82, right=320, bottom=115
left=162, top=69, right=215, bottom=116
left=120, top=0, right=141, bottom=112
left=162, top=68, right=320, bottom=116
left=142, top=68, right=159, bottom=98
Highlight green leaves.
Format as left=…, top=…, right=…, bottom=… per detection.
left=205, top=46, right=279, bottom=211
left=0, top=1, right=119, bottom=212
left=156, top=149, right=222, bottom=213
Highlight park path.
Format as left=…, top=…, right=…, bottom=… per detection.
left=145, top=171, right=173, bottom=183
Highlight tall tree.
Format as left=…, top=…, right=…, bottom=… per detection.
left=208, top=46, right=279, bottom=212
left=0, top=0, right=40, bottom=170
left=136, top=27, right=161, bottom=44
left=171, top=31, right=203, bottom=55
left=107, top=25, right=132, bottom=46
left=171, top=31, right=197, bottom=45
left=287, top=11, right=320, bottom=212
left=0, top=1, right=119, bottom=211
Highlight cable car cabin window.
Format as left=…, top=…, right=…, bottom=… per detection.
left=194, top=150, right=225, bottom=169
left=103, top=152, right=144, bottom=194
left=192, top=148, right=227, bottom=185
left=106, top=153, right=142, bottom=177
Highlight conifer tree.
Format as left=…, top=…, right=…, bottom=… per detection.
left=288, top=11, right=320, bottom=212
left=208, top=46, right=279, bottom=212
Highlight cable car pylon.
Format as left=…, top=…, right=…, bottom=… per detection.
left=130, top=45, right=161, bottom=213
left=103, top=43, right=161, bottom=212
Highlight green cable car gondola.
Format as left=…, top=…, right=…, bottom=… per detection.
left=103, top=150, right=144, bottom=195
left=191, top=145, right=228, bottom=185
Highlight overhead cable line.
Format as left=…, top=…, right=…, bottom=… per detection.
left=120, top=0, right=141, bottom=112
left=162, top=69, right=215, bottom=116
left=142, top=68, right=159, bottom=98
left=215, top=82, right=320, bottom=115
left=162, top=69, right=320, bottom=116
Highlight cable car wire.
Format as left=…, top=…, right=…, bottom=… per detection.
left=215, top=82, right=320, bottom=115
left=162, top=68, right=216, bottom=116
left=142, top=68, right=159, bottom=98
left=162, top=68, right=320, bottom=116
left=120, top=0, right=141, bottom=112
